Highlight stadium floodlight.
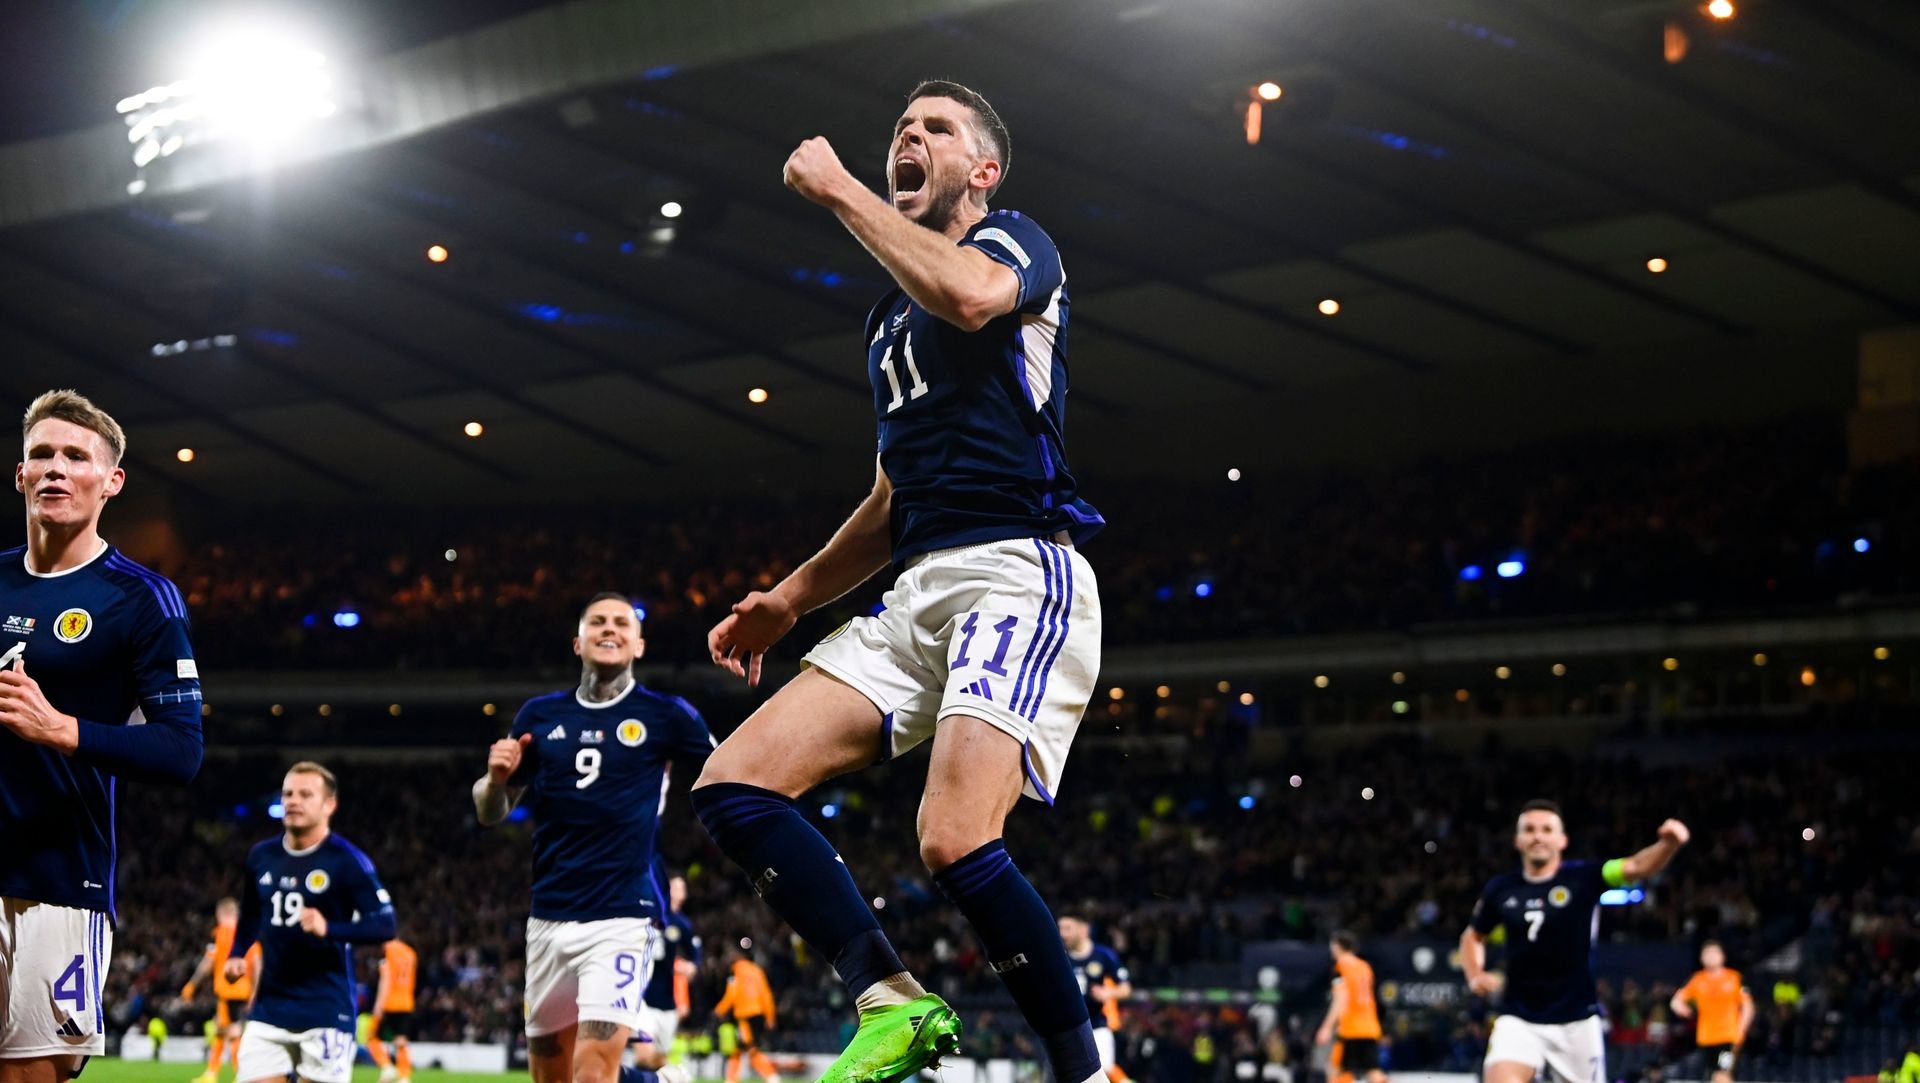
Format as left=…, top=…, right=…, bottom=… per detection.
left=117, top=22, right=336, bottom=175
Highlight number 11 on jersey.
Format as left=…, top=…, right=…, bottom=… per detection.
left=880, top=332, right=929, bottom=412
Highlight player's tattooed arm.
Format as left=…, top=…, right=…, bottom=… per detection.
left=474, top=734, right=531, bottom=825
left=579, top=1021, right=622, bottom=1041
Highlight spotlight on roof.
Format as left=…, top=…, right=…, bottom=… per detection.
left=1318, top=298, right=1341, bottom=316
left=1256, top=82, right=1283, bottom=101
left=660, top=201, right=684, bottom=219
left=427, top=244, right=449, bottom=263
left=1706, top=0, right=1734, bottom=19
left=117, top=21, right=336, bottom=171
left=1645, top=256, right=1668, bottom=274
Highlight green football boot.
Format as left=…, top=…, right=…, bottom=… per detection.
left=816, top=994, right=963, bottom=1083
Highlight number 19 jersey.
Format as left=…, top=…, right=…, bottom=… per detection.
left=868, top=210, right=1104, bottom=563
left=507, top=684, right=716, bottom=924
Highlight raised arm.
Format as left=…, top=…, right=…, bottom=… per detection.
left=474, top=734, right=531, bottom=826
left=782, top=137, right=1018, bottom=331
left=1615, top=819, right=1691, bottom=883
left=710, top=459, right=894, bottom=685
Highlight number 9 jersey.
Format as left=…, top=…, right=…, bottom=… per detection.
left=507, top=685, right=717, bottom=923
left=868, top=210, right=1104, bottom=564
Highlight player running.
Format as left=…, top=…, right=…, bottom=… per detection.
left=695, top=78, right=1105, bottom=1083
left=1316, top=932, right=1386, bottom=1083
left=369, top=934, right=419, bottom=1083
left=180, top=897, right=261, bottom=1083
left=1059, top=916, right=1132, bottom=1082
left=1671, top=941, right=1753, bottom=1083
left=228, top=763, right=397, bottom=1083
left=2, top=389, right=204, bottom=1083
left=1460, top=800, right=1690, bottom=1083
left=474, top=593, right=715, bottom=1083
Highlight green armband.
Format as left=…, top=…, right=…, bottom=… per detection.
left=1602, top=858, right=1630, bottom=887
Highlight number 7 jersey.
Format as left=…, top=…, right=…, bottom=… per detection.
left=1469, top=859, right=1627, bottom=1024
left=507, top=684, right=716, bottom=923
left=868, top=210, right=1104, bottom=564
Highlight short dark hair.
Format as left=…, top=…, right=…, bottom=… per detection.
left=1702, top=939, right=1723, bottom=951
left=287, top=760, right=339, bottom=797
left=908, top=79, right=1010, bottom=197
left=1331, top=930, right=1357, bottom=952
left=579, top=591, right=641, bottom=630
left=1520, top=798, right=1563, bottom=818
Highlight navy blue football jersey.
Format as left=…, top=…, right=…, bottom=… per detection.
left=867, top=210, right=1103, bottom=562
left=643, top=908, right=699, bottom=1012
left=1068, top=943, right=1129, bottom=1030
left=231, top=833, right=396, bottom=1032
left=1469, top=859, right=1624, bottom=1023
left=0, top=544, right=203, bottom=915
left=507, top=685, right=716, bottom=923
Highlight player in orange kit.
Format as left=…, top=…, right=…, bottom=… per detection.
left=180, top=898, right=259, bottom=1083
left=713, top=944, right=780, bottom=1083
left=1316, top=932, right=1386, bottom=1083
left=368, top=937, right=419, bottom=1083
left=1671, top=941, right=1754, bottom=1083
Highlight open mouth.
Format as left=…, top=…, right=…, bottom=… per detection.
left=894, top=157, right=927, bottom=198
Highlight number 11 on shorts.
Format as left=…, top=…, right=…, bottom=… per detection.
left=950, top=613, right=1018, bottom=675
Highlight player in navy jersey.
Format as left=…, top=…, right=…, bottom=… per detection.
left=1059, top=916, right=1132, bottom=1079
left=630, top=869, right=699, bottom=1075
left=474, top=593, right=714, bottom=1083
left=1460, top=799, right=1690, bottom=1083
left=1, top=390, right=203, bottom=1082
left=694, top=80, right=1105, bottom=1083
left=227, top=762, right=396, bottom=1083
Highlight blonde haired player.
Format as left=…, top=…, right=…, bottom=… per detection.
left=3, top=389, right=203, bottom=1083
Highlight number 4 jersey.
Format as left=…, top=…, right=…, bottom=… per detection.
left=507, top=684, right=716, bottom=923
left=1469, top=859, right=1630, bottom=1023
left=232, top=833, right=397, bottom=1032
left=867, top=210, right=1104, bottom=564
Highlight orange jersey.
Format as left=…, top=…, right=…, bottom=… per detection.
left=207, top=922, right=254, bottom=1001
left=381, top=940, right=418, bottom=1013
left=1679, top=968, right=1748, bottom=1046
left=715, top=960, right=776, bottom=1023
left=1335, top=956, right=1382, bottom=1040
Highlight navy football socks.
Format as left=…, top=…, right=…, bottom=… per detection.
left=934, top=839, right=1100, bottom=1083
left=691, top=782, right=908, bottom=999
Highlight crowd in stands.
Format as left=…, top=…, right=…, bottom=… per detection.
left=64, top=414, right=1920, bottom=672
left=107, top=720, right=1918, bottom=1075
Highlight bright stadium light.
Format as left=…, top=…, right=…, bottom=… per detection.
left=1496, top=559, right=1525, bottom=578
left=660, top=201, right=684, bottom=219
left=117, top=21, right=336, bottom=174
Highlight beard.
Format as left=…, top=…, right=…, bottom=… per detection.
left=907, top=170, right=971, bottom=232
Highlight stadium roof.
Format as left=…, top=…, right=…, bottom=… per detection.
left=0, top=0, right=1916, bottom=505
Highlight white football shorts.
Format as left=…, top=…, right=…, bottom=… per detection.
left=804, top=535, right=1102, bottom=804
left=635, top=1004, right=680, bottom=1050
left=0, top=896, right=112, bottom=1060
left=1485, top=1014, right=1606, bottom=1083
left=235, top=1020, right=356, bottom=1083
left=524, top=917, right=656, bottom=1038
